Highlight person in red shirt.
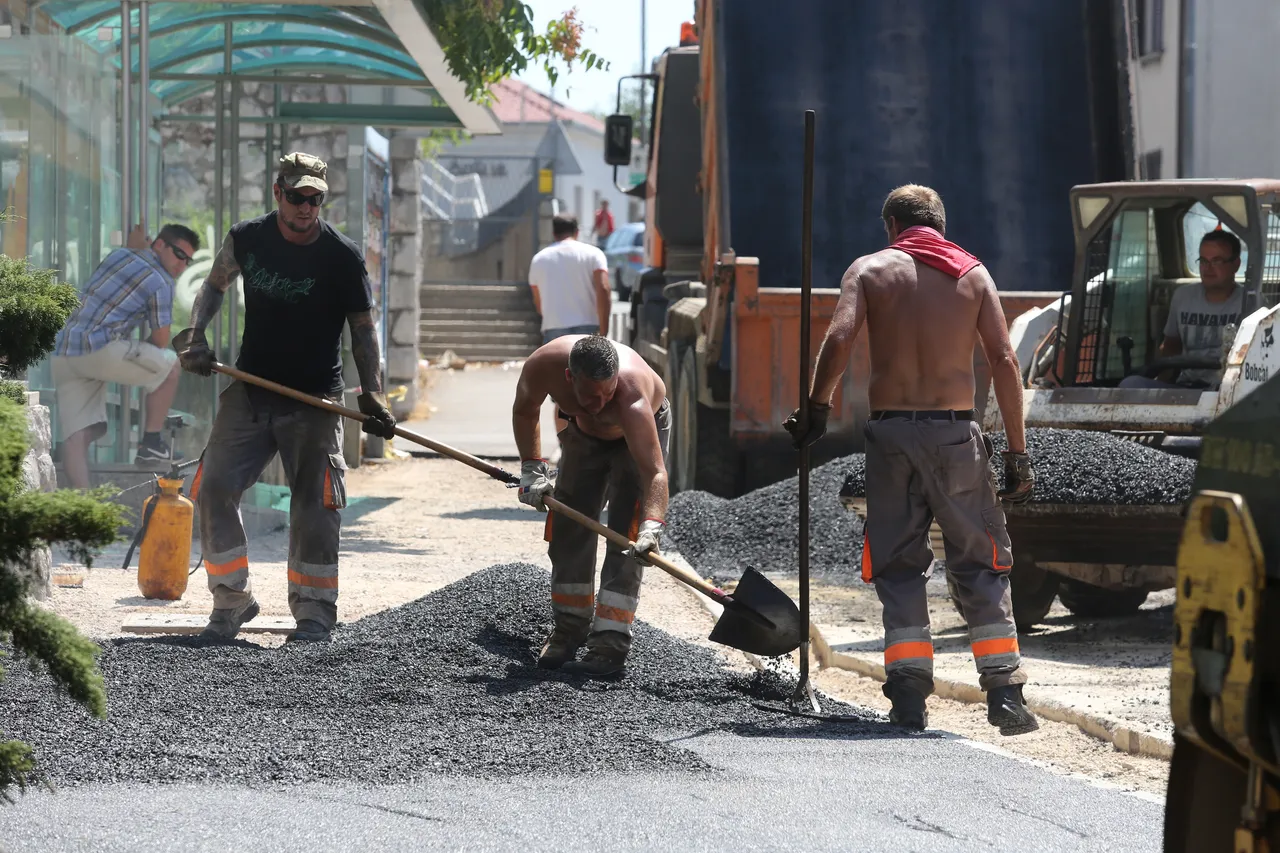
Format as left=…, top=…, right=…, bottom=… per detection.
left=591, top=200, right=615, bottom=248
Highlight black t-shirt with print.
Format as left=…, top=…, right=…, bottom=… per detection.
left=230, top=212, right=373, bottom=397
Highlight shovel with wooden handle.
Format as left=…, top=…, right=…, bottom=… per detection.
left=172, top=348, right=803, bottom=658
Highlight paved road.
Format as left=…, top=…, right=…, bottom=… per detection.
left=0, top=731, right=1162, bottom=852
left=396, top=365, right=559, bottom=460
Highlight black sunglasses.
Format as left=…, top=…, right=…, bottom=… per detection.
left=279, top=185, right=325, bottom=207
left=161, top=238, right=193, bottom=264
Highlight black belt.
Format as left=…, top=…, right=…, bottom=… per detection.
left=871, top=409, right=975, bottom=422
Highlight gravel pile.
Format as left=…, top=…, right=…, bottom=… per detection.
left=666, top=456, right=866, bottom=582
left=666, top=428, right=1194, bottom=580
left=983, top=429, right=1195, bottom=505
left=0, top=563, right=883, bottom=787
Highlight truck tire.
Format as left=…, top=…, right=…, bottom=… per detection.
left=1057, top=579, right=1148, bottom=618
left=667, top=340, right=739, bottom=498
left=947, top=550, right=1060, bottom=633
left=668, top=343, right=695, bottom=494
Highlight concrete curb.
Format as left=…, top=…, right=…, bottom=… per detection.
left=661, top=550, right=1173, bottom=762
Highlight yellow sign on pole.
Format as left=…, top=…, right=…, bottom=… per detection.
left=538, top=168, right=553, bottom=194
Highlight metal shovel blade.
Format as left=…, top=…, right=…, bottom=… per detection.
left=707, top=567, right=803, bottom=657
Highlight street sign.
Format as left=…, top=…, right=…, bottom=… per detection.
left=538, top=168, right=553, bottom=194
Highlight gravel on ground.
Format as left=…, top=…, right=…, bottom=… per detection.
left=0, top=563, right=889, bottom=787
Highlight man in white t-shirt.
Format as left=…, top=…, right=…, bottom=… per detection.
left=529, top=214, right=610, bottom=345
left=1119, top=230, right=1244, bottom=390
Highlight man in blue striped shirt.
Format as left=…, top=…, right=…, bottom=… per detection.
left=51, top=224, right=200, bottom=487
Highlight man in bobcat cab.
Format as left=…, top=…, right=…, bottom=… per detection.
left=1119, top=229, right=1244, bottom=389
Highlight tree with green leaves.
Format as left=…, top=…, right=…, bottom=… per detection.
left=423, top=2, right=609, bottom=101
left=0, top=247, right=123, bottom=802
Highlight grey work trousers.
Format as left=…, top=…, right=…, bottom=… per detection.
left=191, top=381, right=347, bottom=629
left=545, top=399, right=671, bottom=656
left=862, top=415, right=1026, bottom=696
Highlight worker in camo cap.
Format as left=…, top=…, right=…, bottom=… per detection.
left=174, top=152, right=397, bottom=644
left=512, top=334, right=671, bottom=677
left=786, top=184, right=1038, bottom=736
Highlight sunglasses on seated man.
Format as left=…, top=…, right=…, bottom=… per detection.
left=278, top=183, right=326, bottom=207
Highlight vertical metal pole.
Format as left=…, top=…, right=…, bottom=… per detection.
left=639, top=0, right=646, bottom=145
left=211, top=24, right=226, bottom=402
left=138, top=0, right=148, bottom=236
left=136, top=0, right=150, bottom=438
left=120, top=1, right=132, bottom=233
left=118, top=0, right=133, bottom=462
left=228, top=71, right=239, bottom=366
left=791, top=109, right=819, bottom=713
left=264, top=107, right=275, bottom=213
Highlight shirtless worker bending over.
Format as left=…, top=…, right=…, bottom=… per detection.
left=785, top=184, right=1038, bottom=735
left=513, top=334, right=670, bottom=677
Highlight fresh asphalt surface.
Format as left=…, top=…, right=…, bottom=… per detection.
left=0, top=731, right=1161, bottom=852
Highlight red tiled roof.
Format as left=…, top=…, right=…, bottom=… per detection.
left=488, top=78, right=606, bottom=133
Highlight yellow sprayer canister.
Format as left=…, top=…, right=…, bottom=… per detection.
left=137, top=477, right=194, bottom=600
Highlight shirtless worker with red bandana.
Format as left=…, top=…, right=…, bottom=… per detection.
left=784, top=184, right=1038, bottom=735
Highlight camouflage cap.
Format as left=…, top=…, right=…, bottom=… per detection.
left=277, top=152, right=328, bottom=192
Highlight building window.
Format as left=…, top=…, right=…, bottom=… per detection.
left=1135, top=0, right=1164, bottom=58
left=573, top=185, right=583, bottom=223
left=1141, top=149, right=1163, bottom=180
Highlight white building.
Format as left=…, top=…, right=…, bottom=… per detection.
left=1130, top=0, right=1280, bottom=179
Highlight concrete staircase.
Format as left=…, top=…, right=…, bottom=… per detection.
left=419, top=283, right=543, bottom=363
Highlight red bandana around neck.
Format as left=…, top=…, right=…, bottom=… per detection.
left=890, top=226, right=982, bottom=279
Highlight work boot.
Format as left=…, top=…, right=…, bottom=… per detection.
left=285, top=619, right=332, bottom=644
left=987, top=684, right=1039, bottom=736
left=884, top=682, right=928, bottom=732
left=199, top=598, right=260, bottom=641
left=561, top=647, right=627, bottom=678
left=537, top=629, right=586, bottom=670
left=561, top=632, right=628, bottom=678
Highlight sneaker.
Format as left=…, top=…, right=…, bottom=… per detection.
left=560, top=646, right=627, bottom=678
left=885, top=682, right=929, bottom=732
left=537, top=630, right=586, bottom=670
left=286, top=619, right=332, bottom=644
left=987, top=684, right=1040, bottom=736
left=199, top=599, right=260, bottom=641
left=136, top=437, right=183, bottom=464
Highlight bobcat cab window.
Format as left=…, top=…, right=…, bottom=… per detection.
left=1076, top=206, right=1158, bottom=384
left=1262, top=205, right=1280, bottom=308
left=1182, top=202, right=1249, bottom=275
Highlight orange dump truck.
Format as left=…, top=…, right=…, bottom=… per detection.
left=604, top=0, right=1131, bottom=497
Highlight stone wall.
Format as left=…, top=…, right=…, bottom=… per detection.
left=15, top=391, right=53, bottom=600
left=386, top=134, right=423, bottom=420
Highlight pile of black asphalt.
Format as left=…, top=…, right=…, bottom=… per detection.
left=0, top=563, right=891, bottom=788
left=666, top=456, right=866, bottom=583
left=666, top=428, right=1195, bottom=581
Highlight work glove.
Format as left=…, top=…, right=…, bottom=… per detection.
left=357, top=392, right=397, bottom=440
left=175, top=328, right=215, bottom=377
left=783, top=399, right=832, bottom=450
left=518, top=459, right=554, bottom=512
left=997, top=451, right=1035, bottom=504
left=626, top=519, right=664, bottom=564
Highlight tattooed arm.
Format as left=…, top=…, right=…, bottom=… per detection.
left=346, top=310, right=384, bottom=395
left=189, top=232, right=240, bottom=332
left=177, top=232, right=238, bottom=376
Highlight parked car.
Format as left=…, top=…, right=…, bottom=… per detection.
left=603, top=222, right=645, bottom=300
